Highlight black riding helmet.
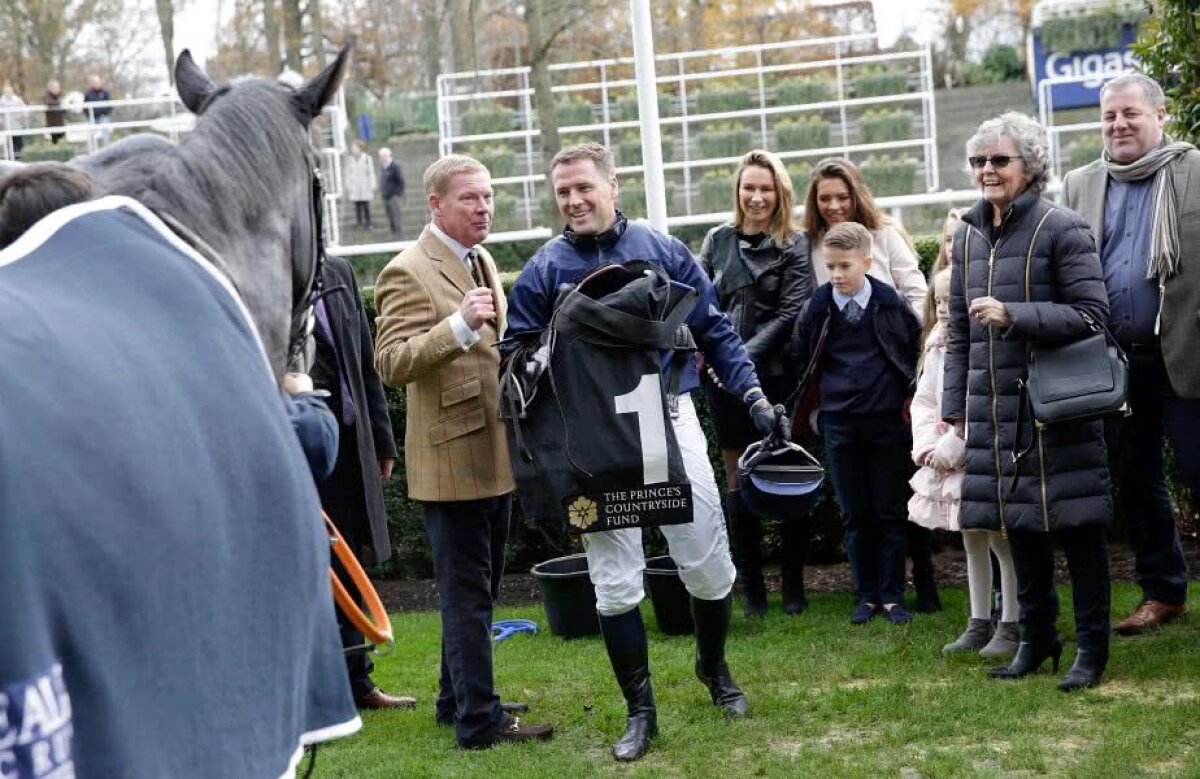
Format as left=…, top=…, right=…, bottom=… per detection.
left=736, top=436, right=825, bottom=520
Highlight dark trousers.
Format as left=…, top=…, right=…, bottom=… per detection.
left=353, top=200, right=372, bottom=228
left=425, top=495, right=510, bottom=744
left=1105, top=352, right=1199, bottom=605
left=1007, top=526, right=1111, bottom=649
left=320, top=423, right=375, bottom=700
left=822, top=411, right=912, bottom=605
left=383, top=195, right=403, bottom=238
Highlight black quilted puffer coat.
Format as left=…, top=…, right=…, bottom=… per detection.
left=942, top=188, right=1113, bottom=533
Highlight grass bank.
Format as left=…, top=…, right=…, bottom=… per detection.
left=309, top=582, right=1200, bottom=777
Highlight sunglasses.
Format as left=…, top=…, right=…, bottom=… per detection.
left=968, top=154, right=1024, bottom=170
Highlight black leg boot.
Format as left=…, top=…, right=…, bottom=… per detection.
left=1058, top=526, right=1111, bottom=692
left=726, top=491, right=767, bottom=617
left=1059, top=643, right=1108, bottom=691
left=691, top=595, right=749, bottom=717
left=907, top=524, right=942, bottom=613
left=779, top=520, right=810, bottom=616
left=599, top=609, right=657, bottom=762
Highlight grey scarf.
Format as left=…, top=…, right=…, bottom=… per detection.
left=1103, top=140, right=1196, bottom=281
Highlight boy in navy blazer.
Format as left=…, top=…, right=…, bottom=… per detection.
left=791, top=222, right=921, bottom=624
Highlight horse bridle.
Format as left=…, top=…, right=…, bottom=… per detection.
left=286, top=159, right=328, bottom=369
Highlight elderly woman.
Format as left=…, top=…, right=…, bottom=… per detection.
left=942, top=112, right=1113, bottom=691
left=699, top=149, right=814, bottom=617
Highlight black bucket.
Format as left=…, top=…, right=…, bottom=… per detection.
left=644, top=555, right=694, bottom=636
left=531, top=554, right=600, bottom=638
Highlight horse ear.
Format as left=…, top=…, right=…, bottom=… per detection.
left=175, top=50, right=218, bottom=115
left=291, top=43, right=352, bottom=123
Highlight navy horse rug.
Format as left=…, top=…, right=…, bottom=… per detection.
left=0, top=196, right=359, bottom=778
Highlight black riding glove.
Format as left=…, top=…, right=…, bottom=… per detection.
left=749, top=397, right=777, bottom=437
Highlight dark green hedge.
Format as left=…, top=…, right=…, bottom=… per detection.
left=355, top=237, right=1194, bottom=579
left=358, top=282, right=850, bottom=578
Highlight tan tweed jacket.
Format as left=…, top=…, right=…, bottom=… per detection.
left=373, top=227, right=513, bottom=501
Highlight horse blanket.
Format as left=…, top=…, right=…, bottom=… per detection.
left=0, top=196, right=359, bottom=778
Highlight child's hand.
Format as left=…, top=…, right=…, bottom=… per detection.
left=934, top=420, right=951, bottom=436
left=913, top=444, right=936, bottom=467
left=931, top=432, right=967, bottom=470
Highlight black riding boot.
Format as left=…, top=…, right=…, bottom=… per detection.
left=1058, top=643, right=1108, bottom=692
left=690, top=595, right=749, bottom=717
left=599, top=609, right=657, bottom=762
left=779, top=520, right=810, bottom=615
left=726, top=491, right=767, bottom=617
left=907, top=524, right=942, bottom=613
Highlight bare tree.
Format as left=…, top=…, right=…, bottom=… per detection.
left=0, top=0, right=106, bottom=97
left=282, top=0, right=304, bottom=71
left=419, top=0, right=444, bottom=91
left=309, top=0, right=327, bottom=67
left=448, top=0, right=475, bottom=73
left=524, top=0, right=559, bottom=175
left=262, top=0, right=281, bottom=73
left=153, top=0, right=175, bottom=84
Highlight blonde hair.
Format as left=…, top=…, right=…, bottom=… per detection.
left=922, top=207, right=966, bottom=329
left=821, top=221, right=872, bottom=256
left=917, top=266, right=954, bottom=372
left=802, top=157, right=885, bottom=240
left=423, top=154, right=489, bottom=198
left=731, top=149, right=797, bottom=245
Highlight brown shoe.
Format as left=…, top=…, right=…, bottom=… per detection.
left=1114, top=599, right=1186, bottom=636
left=356, top=688, right=417, bottom=710
left=460, top=714, right=554, bottom=749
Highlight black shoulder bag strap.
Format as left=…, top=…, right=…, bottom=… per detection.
left=1009, top=206, right=1058, bottom=494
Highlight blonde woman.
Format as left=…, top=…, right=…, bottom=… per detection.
left=699, top=149, right=815, bottom=617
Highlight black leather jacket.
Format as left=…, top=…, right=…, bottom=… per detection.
left=699, top=225, right=813, bottom=378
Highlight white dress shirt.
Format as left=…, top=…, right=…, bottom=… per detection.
left=429, top=222, right=483, bottom=350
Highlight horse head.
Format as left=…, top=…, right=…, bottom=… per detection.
left=92, top=46, right=351, bottom=381
left=178, top=46, right=350, bottom=379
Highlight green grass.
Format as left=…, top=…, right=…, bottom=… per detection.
left=309, top=582, right=1200, bottom=777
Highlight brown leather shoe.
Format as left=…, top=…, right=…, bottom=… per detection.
left=460, top=714, right=554, bottom=749
left=356, top=688, right=417, bottom=710
left=1114, top=599, right=1186, bottom=636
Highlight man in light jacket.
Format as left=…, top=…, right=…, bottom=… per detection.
left=1061, top=73, right=1200, bottom=636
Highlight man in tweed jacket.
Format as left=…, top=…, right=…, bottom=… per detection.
left=373, top=155, right=553, bottom=750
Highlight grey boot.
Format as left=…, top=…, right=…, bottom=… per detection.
left=979, top=621, right=1020, bottom=659
left=942, top=618, right=993, bottom=654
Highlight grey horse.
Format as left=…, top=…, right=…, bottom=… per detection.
left=0, top=47, right=363, bottom=777
left=73, top=51, right=347, bottom=379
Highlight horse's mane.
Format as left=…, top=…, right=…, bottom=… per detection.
left=100, top=79, right=312, bottom=239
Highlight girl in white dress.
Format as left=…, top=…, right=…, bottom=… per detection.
left=914, top=210, right=1019, bottom=657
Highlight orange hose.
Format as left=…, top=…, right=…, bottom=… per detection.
left=325, top=510, right=393, bottom=646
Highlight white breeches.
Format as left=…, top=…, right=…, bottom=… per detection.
left=582, top=394, right=737, bottom=616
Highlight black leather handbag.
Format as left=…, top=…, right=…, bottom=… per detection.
left=1025, top=311, right=1129, bottom=426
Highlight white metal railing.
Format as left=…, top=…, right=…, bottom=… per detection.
left=0, top=88, right=350, bottom=247
left=1037, top=70, right=1132, bottom=178
left=329, top=186, right=1014, bottom=258
left=435, top=33, right=939, bottom=234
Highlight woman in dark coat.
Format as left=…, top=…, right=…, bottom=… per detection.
left=699, top=149, right=814, bottom=617
left=943, top=112, right=1113, bottom=691
left=44, top=80, right=65, bottom=144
